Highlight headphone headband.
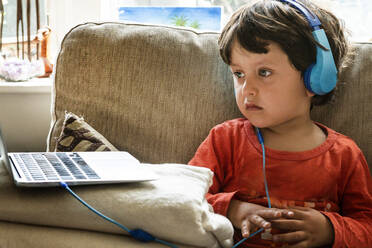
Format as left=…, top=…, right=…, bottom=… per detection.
left=278, top=0, right=321, bottom=29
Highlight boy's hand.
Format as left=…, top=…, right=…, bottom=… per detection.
left=271, top=206, right=334, bottom=247
left=227, top=199, right=294, bottom=238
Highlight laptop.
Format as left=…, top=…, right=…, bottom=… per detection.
left=0, top=128, right=158, bottom=187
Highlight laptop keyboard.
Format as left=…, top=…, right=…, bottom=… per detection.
left=14, top=153, right=100, bottom=181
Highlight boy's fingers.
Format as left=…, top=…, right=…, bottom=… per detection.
left=256, top=208, right=293, bottom=219
left=286, top=207, right=310, bottom=219
left=241, top=218, right=251, bottom=238
left=248, top=214, right=271, bottom=229
left=282, top=209, right=295, bottom=218
left=271, top=219, right=303, bottom=231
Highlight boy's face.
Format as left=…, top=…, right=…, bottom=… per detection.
left=229, top=40, right=314, bottom=130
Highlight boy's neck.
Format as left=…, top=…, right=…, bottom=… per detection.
left=259, top=120, right=327, bottom=152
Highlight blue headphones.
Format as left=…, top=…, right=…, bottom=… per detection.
left=279, top=0, right=338, bottom=95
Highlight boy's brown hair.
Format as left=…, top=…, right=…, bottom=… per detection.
left=218, top=0, right=350, bottom=106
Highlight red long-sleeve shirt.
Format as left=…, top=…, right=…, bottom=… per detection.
left=188, top=118, right=372, bottom=248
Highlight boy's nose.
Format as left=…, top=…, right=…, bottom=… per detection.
left=242, top=80, right=257, bottom=96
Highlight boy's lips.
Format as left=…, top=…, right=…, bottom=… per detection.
left=245, top=103, right=262, bottom=111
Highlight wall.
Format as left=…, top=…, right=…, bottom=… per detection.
left=0, top=80, right=51, bottom=152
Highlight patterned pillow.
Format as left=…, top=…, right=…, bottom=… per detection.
left=55, top=112, right=118, bottom=152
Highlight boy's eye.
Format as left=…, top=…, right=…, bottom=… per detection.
left=233, top=71, right=245, bottom=79
left=258, top=69, right=272, bottom=77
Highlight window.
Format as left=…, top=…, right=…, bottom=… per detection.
left=118, top=6, right=222, bottom=31
left=105, top=0, right=372, bottom=42
left=111, top=0, right=246, bottom=31
left=330, top=0, right=372, bottom=42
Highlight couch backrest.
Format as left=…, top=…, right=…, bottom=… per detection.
left=48, top=23, right=371, bottom=173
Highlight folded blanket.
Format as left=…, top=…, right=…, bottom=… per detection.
left=0, top=162, right=233, bottom=248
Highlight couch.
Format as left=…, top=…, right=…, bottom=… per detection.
left=0, top=22, right=371, bottom=248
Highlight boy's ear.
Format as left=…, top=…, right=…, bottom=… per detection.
left=301, top=77, right=315, bottom=97
left=306, top=89, right=315, bottom=97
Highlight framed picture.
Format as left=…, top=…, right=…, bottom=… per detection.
left=118, top=6, right=222, bottom=32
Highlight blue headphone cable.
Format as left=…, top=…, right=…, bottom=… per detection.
left=232, top=128, right=272, bottom=248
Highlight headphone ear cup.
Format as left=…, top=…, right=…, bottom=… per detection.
left=302, top=33, right=337, bottom=96
left=305, top=29, right=338, bottom=95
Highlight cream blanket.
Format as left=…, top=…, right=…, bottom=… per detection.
left=0, top=163, right=234, bottom=248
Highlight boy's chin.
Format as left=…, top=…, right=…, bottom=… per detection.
left=245, top=119, right=267, bottom=129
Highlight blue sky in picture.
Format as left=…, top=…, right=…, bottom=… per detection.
left=118, top=7, right=222, bottom=31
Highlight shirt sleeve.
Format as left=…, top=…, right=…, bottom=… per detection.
left=188, top=125, right=238, bottom=217
left=322, top=153, right=372, bottom=248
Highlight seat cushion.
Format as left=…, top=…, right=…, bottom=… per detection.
left=0, top=162, right=233, bottom=247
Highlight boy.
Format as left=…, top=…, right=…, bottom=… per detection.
left=188, top=0, right=372, bottom=247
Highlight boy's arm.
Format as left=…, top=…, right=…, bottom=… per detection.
left=188, top=126, right=238, bottom=217
left=204, top=191, right=237, bottom=216
left=322, top=154, right=372, bottom=248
